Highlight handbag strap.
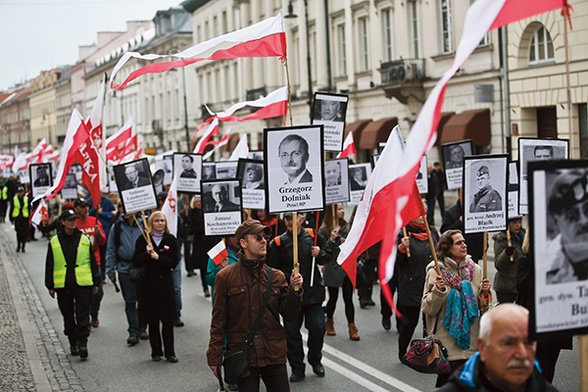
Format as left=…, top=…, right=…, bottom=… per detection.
left=246, top=265, right=273, bottom=345
left=422, top=307, right=443, bottom=337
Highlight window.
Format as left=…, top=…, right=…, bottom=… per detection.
left=358, top=17, right=370, bottom=72
left=408, top=1, right=421, bottom=58
left=529, top=26, right=554, bottom=64
left=440, top=0, right=453, bottom=53
left=382, top=9, right=393, bottom=62
left=337, top=24, right=347, bottom=76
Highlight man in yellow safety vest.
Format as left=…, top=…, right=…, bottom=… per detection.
left=44, top=209, right=100, bottom=360
left=11, top=186, right=29, bottom=252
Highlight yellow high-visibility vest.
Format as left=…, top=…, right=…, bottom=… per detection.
left=12, top=196, right=29, bottom=218
left=50, top=234, right=93, bottom=288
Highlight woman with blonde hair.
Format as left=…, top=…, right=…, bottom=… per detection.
left=132, top=211, right=179, bottom=362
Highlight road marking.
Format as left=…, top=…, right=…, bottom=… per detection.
left=302, top=332, right=422, bottom=392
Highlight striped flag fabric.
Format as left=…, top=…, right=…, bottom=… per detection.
left=208, top=240, right=229, bottom=266
left=336, top=132, right=356, bottom=160
left=193, top=118, right=220, bottom=154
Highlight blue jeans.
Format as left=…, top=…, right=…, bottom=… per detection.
left=118, top=272, right=145, bottom=336
left=172, top=258, right=182, bottom=318
left=284, top=303, right=325, bottom=375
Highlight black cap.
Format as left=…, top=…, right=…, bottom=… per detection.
left=17, top=186, right=24, bottom=192
left=74, top=198, right=89, bottom=207
left=549, top=170, right=588, bottom=215
left=60, top=209, right=78, bottom=221
left=477, top=165, right=490, bottom=176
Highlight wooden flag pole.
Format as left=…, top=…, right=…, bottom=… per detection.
left=422, top=216, right=440, bottom=276
left=292, top=212, right=300, bottom=291
left=480, top=232, right=491, bottom=314
left=402, top=227, right=412, bottom=258
left=506, top=228, right=514, bottom=262
left=141, top=210, right=152, bottom=246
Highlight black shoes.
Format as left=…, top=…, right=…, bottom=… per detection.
left=311, top=362, right=325, bottom=377
left=360, top=298, right=376, bottom=308
left=187, top=270, right=196, bottom=277
left=139, top=331, right=149, bottom=340
left=70, top=345, right=80, bottom=356
left=152, top=355, right=162, bottom=362
left=382, top=316, right=391, bottom=331
left=289, top=373, right=305, bottom=383
left=173, top=318, right=184, bottom=327
left=127, top=335, right=139, bottom=346
left=79, top=345, right=88, bottom=359
left=166, top=356, right=178, bottom=363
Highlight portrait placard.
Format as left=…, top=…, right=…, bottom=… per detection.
left=463, top=155, right=507, bottom=233
left=248, top=150, right=264, bottom=161
left=518, top=137, right=568, bottom=215
left=29, top=163, right=53, bottom=198
left=173, top=153, right=202, bottom=194
left=156, top=155, right=173, bottom=186
left=202, top=162, right=216, bottom=180
left=18, top=169, right=29, bottom=184
left=237, top=159, right=265, bottom=210
left=201, top=179, right=242, bottom=237
left=215, top=161, right=238, bottom=179
left=529, top=159, right=588, bottom=338
left=416, top=156, right=428, bottom=195
left=442, top=140, right=473, bottom=190
left=348, top=163, right=372, bottom=206
left=69, top=163, right=83, bottom=181
left=61, top=174, right=78, bottom=199
left=113, top=158, right=157, bottom=214
left=264, top=125, right=325, bottom=214
left=324, top=158, right=350, bottom=205
left=311, top=92, right=349, bottom=152
left=507, top=161, right=519, bottom=219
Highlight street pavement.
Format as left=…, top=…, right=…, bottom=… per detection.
left=0, top=219, right=580, bottom=392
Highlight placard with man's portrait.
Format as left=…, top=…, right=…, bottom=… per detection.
left=311, top=92, right=349, bottom=152
left=173, top=153, right=202, bottom=194
left=264, top=125, right=325, bottom=214
left=201, top=179, right=242, bottom=236
left=29, top=162, right=53, bottom=198
left=518, top=137, right=568, bottom=215
left=324, top=158, right=350, bottom=205
left=237, top=159, right=265, bottom=210
left=348, top=163, right=372, bottom=206
left=155, top=155, right=173, bottom=186
left=442, top=140, right=473, bottom=190
left=62, top=173, right=78, bottom=199
left=463, top=155, right=508, bottom=233
left=528, top=159, right=588, bottom=338
left=113, top=158, right=157, bottom=214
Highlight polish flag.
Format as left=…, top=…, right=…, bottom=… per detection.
left=193, top=118, right=220, bottom=154
left=202, top=128, right=231, bottom=160
left=30, top=198, right=49, bottom=226
left=229, top=134, right=249, bottom=161
left=33, top=108, right=89, bottom=203
left=161, top=175, right=178, bottom=237
left=336, top=132, right=356, bottom=160
left=208, top=240, right=229, bottom=266
left=111, top=14, right=286, bottom=90
left=205, top=86, right=288, bottom=123
left=337, top=0, right=567, bottom=299
left=106, top=117, right=134, bottom=162
left=30, top=139, right=48, bottom=163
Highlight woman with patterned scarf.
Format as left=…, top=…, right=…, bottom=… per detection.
left=421, top=229, right=492, bottom=387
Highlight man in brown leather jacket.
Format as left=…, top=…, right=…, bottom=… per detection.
left=207, top=219, right=303, bottom=392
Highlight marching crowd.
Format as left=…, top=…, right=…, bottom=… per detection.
left=0, top=172, right=572, bottom=392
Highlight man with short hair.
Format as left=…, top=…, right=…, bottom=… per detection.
left=279, top=134, right=313, bottom=184
left=179, top=154, right=198, bottom=178
left=438, top=304, right=558, bottom=391
left=209, top=184, right=240, bottom=212
left=122, top=163, right=150, bottom=190
left=45, top=209, right=100, bottom=360
left=533, top=145, right=554, bottom=161
left=267, top=212, right=331, bottom=383
left=325, top=161, right=341, bottom=187
left=34, top=165, right=50, bottom=187
left=469, top=165, right=503, bottom=213
left=545, top=170, right=588, bottom=284
left=207, top=219, right=303, bottom=391
left=446, top=144, right=465, bottom=169
left=317, top=100, right=342, bottom=122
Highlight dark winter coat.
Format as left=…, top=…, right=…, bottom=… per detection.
left=441, top=200, right=484, bottom=263
left=492, top=229, right=525, bottom=294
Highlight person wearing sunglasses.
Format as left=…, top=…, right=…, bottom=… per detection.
left=207, top=219, right=303, bottom=391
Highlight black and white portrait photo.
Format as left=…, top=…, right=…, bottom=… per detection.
left=30, top=163, right=53, bottom=198
left=416, top=156, right=428, bottom=195
left=348, top=163, right=372, bottom=206
left=247, top=150, right=264, bottom=161
left=61, top=173, right=78, bottom=199
left=442, top=140, right=473, bottom=190
left=155, top=155, right=173, bottom=186
left=264, top=126, right=325, bottom=214
left=324, top=158, right=350, bottom=205
left=237, top=159, right=265, bottom=210
left=201, top=179, right=242, bottom=237
left=113, top=158, right=157, bottom=214
left=69, top=163, right=83, bottom=181
left=311, top=92, right=349, bottom=152
left=463, top=155, right=507, bottom=233
left=202, top=162, right=216, bottom=180
left=528, top=160, right=588, bottom=337
left=518, top=137, right=569, bottom=215
left=215, top=161, right=238, bottom=179
left=173, top=153, right=202, bottom=194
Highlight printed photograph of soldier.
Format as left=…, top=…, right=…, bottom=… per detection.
left=469, top=164, right=503, bottom=213
left=544, top=168, right=588, bottom=284
left=177, top=154, right=198, bottom=178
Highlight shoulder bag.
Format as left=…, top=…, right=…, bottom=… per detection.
left=223, top=266, right=273, bottom=385
left=403, top=310, right=451, bottom=374
left=129, top=264, right=146, bottom=284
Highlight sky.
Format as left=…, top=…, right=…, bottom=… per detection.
left=0, top=0, right=180, bottom=91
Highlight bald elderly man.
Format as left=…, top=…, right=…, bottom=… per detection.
left=438, top=304, right=558, bottom=391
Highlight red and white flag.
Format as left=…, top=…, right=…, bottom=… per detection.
left=161, top=175, right=178, bottom=237
left=336, top=132, right=356, bottom=160
left=202, top=128, right=231, bottom=160
left=208, top=240, right=229, bottom=266
left=33, top=108, right=89, bottom=203
left=106, top=116, right=134, bottom=162
left=30, top=198, right=49, bottom=226
left=193, top=118, right=220, bottom=154
left=110, top=14, right=286, bottom=90
left=206, top=86, right=288, bottom=123
left=337, top=0, right=567, bottom=303
left=229, top=134, right=249, bottom=161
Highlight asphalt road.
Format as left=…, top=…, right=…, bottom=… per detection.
left=4, top=223, right=580, bottom=392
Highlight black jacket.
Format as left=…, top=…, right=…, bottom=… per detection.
left=267, top=228, right=330, bottom=305
left=441, top=200, right=484, bottom=263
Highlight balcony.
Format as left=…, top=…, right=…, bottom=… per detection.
left=378, top=59, right=426, bottom=105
